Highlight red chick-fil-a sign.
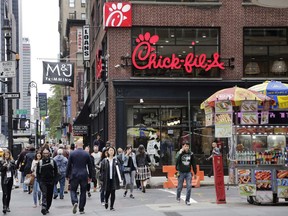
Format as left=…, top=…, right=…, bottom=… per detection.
left=132, top=32, right=225, bottom=73
left=104, top=2, right=132, bottom=28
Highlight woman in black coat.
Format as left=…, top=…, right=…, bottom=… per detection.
left=0, top=149, right=17, bottom=214
left=100, top=146, right=121, bottom=211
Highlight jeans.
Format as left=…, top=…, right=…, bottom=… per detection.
left=21, top=172, right=28, bottom=191
left=176, top=172, right=192, bottom=202
left=54, top=174, right=65, bottom=198
left=33, top=178, right=41, bottom=205
left=70, top=178, right=88, bottom=212
left=1, top=178, right=13, bottom=208
left=124, top=170, right=136, bottom=194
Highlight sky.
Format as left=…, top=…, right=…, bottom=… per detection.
left=21, top=0, right=59, bottom=98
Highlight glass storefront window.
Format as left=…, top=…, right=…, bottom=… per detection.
left=126, top=105, right=228, bottom=167
left=244, top=28, right=288, bottom=77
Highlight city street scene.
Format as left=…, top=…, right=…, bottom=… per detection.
left=1, top=0, right=288, bottom=215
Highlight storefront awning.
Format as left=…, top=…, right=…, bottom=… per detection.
left=73, top=98, right=90, bottom=126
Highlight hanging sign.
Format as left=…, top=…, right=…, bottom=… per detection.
left=83, top=25, right=90, bottom=61
left=104, top=2, right=132, bottom=27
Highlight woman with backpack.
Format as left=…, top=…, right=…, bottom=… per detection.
left=31, top=151, right=42, bottom=207
left=0, top=149, right=17, bottom=214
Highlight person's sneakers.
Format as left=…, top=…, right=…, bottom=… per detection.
left=185, top=201, right=191, bottom=206
left=6, top=208, right=10, bottom=212
left=142, top=187, right=146, bottom=193
left=110, top=207, right=115, bottom=211
left=53, top=195, right=58, bottom=199
left=87, top=192, right=91, bottom=197
left=46, top=209, right=49, bottom=213
left=101, top=202, right=105, bottom=206
left=72, top=203, right=78, bottom=214
left=105, top=203, right=108, bottom=209
left=41, top=209, right=47, bottom=215
left=123, top=191, right=127, bottom=197
left=130, top=194, right=135, bottom=199
left=176, top=198, right=180, bottom=203
left=80, top=211, right=85, bottom=214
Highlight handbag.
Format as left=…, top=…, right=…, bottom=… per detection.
left=24, top=174, right=35, bottom=186
left=123, top=166, right=131, bottom=173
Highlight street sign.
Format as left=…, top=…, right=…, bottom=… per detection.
left=4, top=92, right=20, bottom=99
left=0, top=61, right=16, bottom=78
left=16, top=109, right=28, bottom=115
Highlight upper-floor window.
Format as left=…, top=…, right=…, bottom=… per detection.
left=81, top=0, right=86, bottom=7
left=244, top=28, right=288, bottom=77
left=69, top=12, right=76, bottom=19
left=81, top=13, right=86, bottom=20
left=69, top=0, right=75, bottom=8
left=131, top=27, right=221, bottom=78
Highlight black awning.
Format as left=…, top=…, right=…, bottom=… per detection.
left=73, top=99, right=90, bottom=126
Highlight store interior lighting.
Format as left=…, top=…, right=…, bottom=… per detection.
left=245, top=62, right=260, bottom=74
left=271, top=59, right=287, bottom=74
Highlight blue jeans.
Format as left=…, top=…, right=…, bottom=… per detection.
left=176, top=172, right=192, bottom=202
left=21, top=172, right=28, bottom=191
left=33, top=178, right=41, bottom=205
left=54, top=174, right=65, bottom=198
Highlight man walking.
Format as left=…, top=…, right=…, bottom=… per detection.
left=36, top=148, right=58, bottom=215
left=66, top=138, right=93, bottom=214
left=175, top=142, right=197, bottom=205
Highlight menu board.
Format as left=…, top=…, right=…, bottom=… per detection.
left=215, top=100, right=232, bottom=113
left=240, top=101, right=258, bottom=125
left=255, top=170, right=272, bottom=191
left=260, top=111, right=269, bottom=125
left=241, top=101, right=258, bottom=112
left=241, top=112, right=258, bottom=125
left=204, top=106, right=213, bottom=127
left=277, top=170, right=288, bottom=198
left=237, top=169, right=256, bottom=196
left=215, top=101, right=232, bottom=138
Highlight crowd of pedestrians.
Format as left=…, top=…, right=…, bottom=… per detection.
left=2, top=133, right=197, bottom=215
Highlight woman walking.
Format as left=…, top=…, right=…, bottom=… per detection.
left=135, top=145, right=151, bottom=193
left=31, top=151, right=42, bottom=207
left=100, top=147, right=121, bottom=211
left=122, top=145, right=137, bottom=199
left=0, top=149, right=17, bottom=214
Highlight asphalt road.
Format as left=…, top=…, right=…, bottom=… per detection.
left=3, top=185, right=288, bottom=216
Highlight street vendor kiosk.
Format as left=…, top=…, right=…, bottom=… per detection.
left=235, top=102, right=288, bottom=204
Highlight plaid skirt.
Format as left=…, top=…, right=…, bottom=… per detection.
left=136, top=165, right=151, bottom=180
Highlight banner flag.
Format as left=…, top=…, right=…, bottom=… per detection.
left=42, top=61, right=74, bottom=87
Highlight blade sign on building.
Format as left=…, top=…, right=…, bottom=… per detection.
left=104, top=2, right=132, bottom=28
left=38, top=93, right=47, bottom=117
left=83, top=25, right=90, bottom=61
left=42, top=61, right=74, bottom=87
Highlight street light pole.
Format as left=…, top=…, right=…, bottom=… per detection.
left=3, top=27, right=13, bottom=153
left=28, top=81, right=39, bottom=148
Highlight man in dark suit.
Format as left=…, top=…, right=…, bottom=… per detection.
left=66, top=139, right=93, bottom=214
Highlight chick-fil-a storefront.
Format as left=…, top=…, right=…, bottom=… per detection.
left=112, top=27, right=248, bottom=173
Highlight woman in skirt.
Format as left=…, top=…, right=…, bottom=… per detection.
left=135, top=145, right=151, bottom=193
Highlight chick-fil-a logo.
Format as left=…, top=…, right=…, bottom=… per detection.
left=132, top=32, right=225, bottom=73
left=104, top=2, right=132, bottom=27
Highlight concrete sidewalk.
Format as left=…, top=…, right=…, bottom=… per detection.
left=149, top=175, right=231, bottom=188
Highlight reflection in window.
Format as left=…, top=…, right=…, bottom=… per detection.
left=244, top=28, right=288, bottom=77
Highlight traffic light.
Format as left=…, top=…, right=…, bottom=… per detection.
left=13, top=119, right=18, bottom=130
left=0, top=97, right=4, bottom=116
left=19, top=118, right=30, bottom=129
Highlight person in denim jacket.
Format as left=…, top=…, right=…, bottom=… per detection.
left=122, top=145, right=137, bottom=199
